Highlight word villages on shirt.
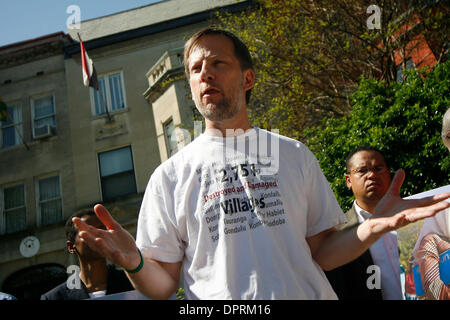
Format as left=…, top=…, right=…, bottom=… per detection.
left=220, top=196, right=265, bottom=215
left=204, top=191, right=285, bottom=242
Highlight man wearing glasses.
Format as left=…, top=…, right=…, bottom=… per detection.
left=325, top=146, right=403, bottom=300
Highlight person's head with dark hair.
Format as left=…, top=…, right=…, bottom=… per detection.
left=65, top=208, right=105, bottom=260
left=345, top=146, right=388, bottom=174
left=184, top=27, right=254, bottom=104
left=41, top=207, right=134, bottom=299
left=345, top=146, right=392, bottom=213
left=184, top=27, right=255, bottom=130
left=65, top=208, right=96, bottom=243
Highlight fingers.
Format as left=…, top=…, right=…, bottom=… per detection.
left=72, top=217, right=108, bottom=248
left=405, top=200, right=450, bottom=222
left=78, top=230, right=111, bottom=258
left=430, top=192, right=450, bottom=202
left=72, top=217, right=110, bottom=253
left=72, top=217, right=102, bottom=236
left=387, top=169, right=405, bottom=197
left=94, top=204, right=120, bottom=230
left=406, top=192, right=450, bottom=210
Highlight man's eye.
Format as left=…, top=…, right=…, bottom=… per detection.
left=191, top=65, right=201, bottom=72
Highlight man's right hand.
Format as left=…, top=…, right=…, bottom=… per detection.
left=74, top=204, right=182, bottom=299
left=72, top=204, right=141, bottom=271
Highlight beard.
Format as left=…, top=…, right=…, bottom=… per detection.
left=194, top=77, right=245, bottom=122
left=197, top=95, right=242, bottom=122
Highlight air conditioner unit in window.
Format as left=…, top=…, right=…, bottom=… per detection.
left=34, top=124, right=55, bottom=139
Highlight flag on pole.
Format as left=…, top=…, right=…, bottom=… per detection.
left=80, top=39, right=99, bottom=90
left=0, top=97, right=8, bottom=122
left=78, top=34, right=113, bottom=122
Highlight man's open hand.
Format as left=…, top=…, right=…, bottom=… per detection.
left=72, top=204, right=141, bottom=271
left=371, top=170, right=450, bottom=236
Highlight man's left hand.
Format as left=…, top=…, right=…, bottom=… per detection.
left=371, top=169, right=450, bottom=236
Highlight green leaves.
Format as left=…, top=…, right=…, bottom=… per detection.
left=305, top=61, right=450, bottom=211
left=214, top=0, right=448, bottom=141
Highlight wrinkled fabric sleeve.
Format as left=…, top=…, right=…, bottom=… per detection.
left=417, top=234, right=450, bottom=300
left=135, top=169, right=185, bottom=263
left=301, top=145, right=347, bottom=237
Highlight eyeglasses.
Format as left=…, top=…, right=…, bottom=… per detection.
left=348, top=165, right=389, bottom=177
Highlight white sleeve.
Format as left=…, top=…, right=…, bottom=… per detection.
left=135, top=170, right=185, bottom=263
left=302, top=146, right=347, bottom=237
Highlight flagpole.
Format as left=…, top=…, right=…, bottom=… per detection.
left=97, top=84, right=113, bottom=123
left=77, top=33, right=113, bottom=123
left=14, top=125, right=29, bottom=151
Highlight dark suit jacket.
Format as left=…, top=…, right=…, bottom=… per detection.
left=40, top=264, right=134, bottom=300
left=324, top=205, right=383, bottom=300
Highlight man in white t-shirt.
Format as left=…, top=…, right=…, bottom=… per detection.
left=73, top=28, right=450, bottom=300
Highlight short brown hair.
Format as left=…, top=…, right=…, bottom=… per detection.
left=184, top=27, right=253, bottom=104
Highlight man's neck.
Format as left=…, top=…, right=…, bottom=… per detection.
left=204, top=124, right=253, bottom=137
left=355, top=199, right=377, bottom=215
left=204, top=105, right=252, bottom=136
left=78, top=259, right=109, bottom=292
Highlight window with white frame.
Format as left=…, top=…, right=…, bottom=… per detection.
left=163, top=119, right=178, bottom=157
left=98, top=146, right=137, bottom=201
left=92, top=72, right=126, bottom=116
left=31, top=94, right=56, bottom=138
left=38, top=175, right=62, bottom=226
left=2, top=184, right=26, bottom=234
left=1, top=103, right=23, bottom=148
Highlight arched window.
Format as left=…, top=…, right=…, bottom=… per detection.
left=2, top=263, right=67, bottom=300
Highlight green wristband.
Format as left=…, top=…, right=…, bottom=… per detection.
left=126, top=248, right=144, bottom=274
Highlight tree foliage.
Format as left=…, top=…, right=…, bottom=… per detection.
left=215, top=0, right=449, bottom=139
left=304, top=60, right=450, bottom=212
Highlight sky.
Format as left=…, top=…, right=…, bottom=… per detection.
left=0, top=0, right=164, bottom=47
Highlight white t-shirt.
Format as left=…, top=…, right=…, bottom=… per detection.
left=354, top=201, right=403, bottom=300
left=136, top=128, right=347, bottom=299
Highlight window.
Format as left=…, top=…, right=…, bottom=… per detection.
left=38, top=175, right=62, bottom=226
left=98, top=146, right=137, bottom=201
left=92, top=72, right=126, bottom=115
left=164, top=119, right=178, bottom=157
left=1, top=103, right=23, bottom=148
left=396, top=58, right=415, bottom=82
left=2, top=184, right=26, bottom=234
left=31, top=95, right=56, bottom=138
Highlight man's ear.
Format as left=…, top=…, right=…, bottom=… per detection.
left=66, top=241, right=76, bottom=254
left=345, top=174, right=352, bottom=190
left=243, top=68, right=255, bottom=92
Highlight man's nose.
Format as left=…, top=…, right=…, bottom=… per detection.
left=366, top=168, right=378, bottom=179
left=200, top=64, right=215, bottom=81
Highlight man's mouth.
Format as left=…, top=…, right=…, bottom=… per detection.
left=202, top=87, right=221, bottom=97
left=366, top=183, right=379, bottom=191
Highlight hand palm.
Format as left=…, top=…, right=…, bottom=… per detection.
left=73, top=204, right=140, bottom=270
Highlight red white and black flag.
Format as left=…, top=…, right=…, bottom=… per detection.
left=80, top=39, right=99, bottom=90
